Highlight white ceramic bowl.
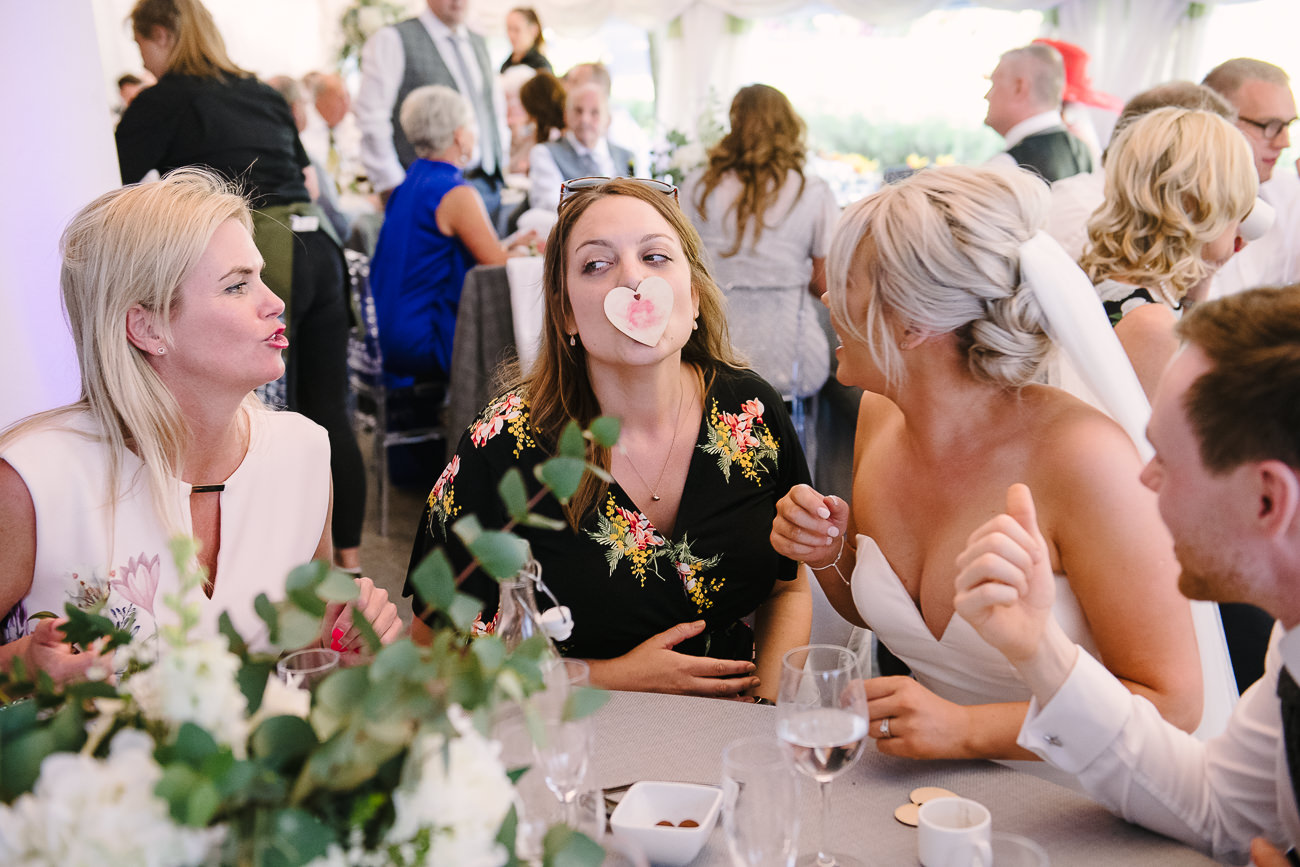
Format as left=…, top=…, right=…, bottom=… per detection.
left=608, top=781, right=722, bottom=866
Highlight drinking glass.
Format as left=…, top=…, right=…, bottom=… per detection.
left=533, top=658, right=594, bottom=829
left=275, top=648, right=339, bottom=689
left=776, top=645, right=868, bottom=867
left=722, top=735, right=799, bottom=867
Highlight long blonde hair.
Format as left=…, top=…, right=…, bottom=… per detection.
left=1079, top=107, right=1257, bottom=304
left=0, top=169, right=259, bottom=531
left=693, top=84, right=807, bottom=257
left=130, top=0, right=248, bottom=80
left=506, top=178, right=741, bottom=527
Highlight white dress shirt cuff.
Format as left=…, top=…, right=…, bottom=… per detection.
left=1017, top=647, right=1137, bottom=775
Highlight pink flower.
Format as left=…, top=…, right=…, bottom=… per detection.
left=471, top=416, right=504, bottom=447
left=109, top=552, right=160, bottom=616
left=432, top=455, right=461, bottom=500
left=617, top=506, right=664, bottom=549
left=740, top=399, right=765, bottom=422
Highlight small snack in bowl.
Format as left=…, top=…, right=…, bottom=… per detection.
left=609, top=781, right=722, bottom=866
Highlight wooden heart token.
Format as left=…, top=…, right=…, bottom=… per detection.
left=603, top=276, right=674, bottom=346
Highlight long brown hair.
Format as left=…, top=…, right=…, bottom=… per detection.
left=507, top=179, right=742, bottom=527
left=130, top=0, right=248, bottom=80
left=520, top=72, right=567, bottom=145
left=693, top=84, right=807, bottom=257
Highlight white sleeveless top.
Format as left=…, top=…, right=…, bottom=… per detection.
left=1, top=407, right=329, bottom=650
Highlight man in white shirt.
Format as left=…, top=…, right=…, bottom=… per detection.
left=984, top=43, right=1093, bottom=184
left=354, top=0, right=505, bottom=217
left=524, top=83, right=634, bottom=218
left=954, top=287, right=1300, bottom=866
left=1204, top=59, right=1300, bottom=299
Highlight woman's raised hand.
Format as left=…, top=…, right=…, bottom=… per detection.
left=771, top=484, right=848, bottom=569
left=322, top=576, right=404, bottom=663
left=586, top=620, right=759, bottom=698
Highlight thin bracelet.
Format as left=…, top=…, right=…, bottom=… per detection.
left=808, top=536, right=849, bottom=585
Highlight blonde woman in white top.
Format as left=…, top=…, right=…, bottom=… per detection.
left=0, top=169, right=401, bottom=682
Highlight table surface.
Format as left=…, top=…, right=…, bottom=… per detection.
left=565, top=690, right=1215, bottom=867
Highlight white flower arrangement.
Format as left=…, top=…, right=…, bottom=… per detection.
left=123, top=635, right=250, bottom=755
left=0, top=729, right=222, bottom=866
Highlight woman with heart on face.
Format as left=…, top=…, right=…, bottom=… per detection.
left=405, top=178, right=814, bottom=700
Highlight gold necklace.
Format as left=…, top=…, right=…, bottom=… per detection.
left=618, top=381, right=688, bottom=502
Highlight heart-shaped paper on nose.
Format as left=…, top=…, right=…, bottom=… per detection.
left=602, top=276, right=674, bottom=346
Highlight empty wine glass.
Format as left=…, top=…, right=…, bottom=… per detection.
left=532, top=658, right=594, bottom=829
left=275, top=648, right=339, bottom=689
left=777, top=645, right=868, bottom=867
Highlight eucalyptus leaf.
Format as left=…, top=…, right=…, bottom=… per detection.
left=542, top=825, right=605, bottom=867
left=409, top=548, right=456, bottom=611
left=465, top=531, right=530, bottom=581
left=58, top=604, right=133, bottom=651
left=250, top=715, right=318, bottom=772
left=184, top=779, right=223, bottom=826
left=535, top=456, right=586, bottom=503
left=316, top=568, right=361, bottom=603
left=471, top=635, right=507, bottom=671
left=587, top=415, right=621, bottom=448
left=255, top=594, right=280, bottom=642
left=564, top=686, right=610, bottom=722
left=277, top=606, right=323, bottom=651
left=445, top=591, right=483, bottom=630
left=557, top=420, right=586, bottom=458
left=368, top=639, right=421, bottom=682
left=520, top=512, right=567, bottom=531
left=170, top=722, right=220, bottom=766
left=237, top=660, right=276, bottom=715
left=262, top=807, right=333, bottom=866
left=352, top=609, right=382, bottom=654
left=454, top=513, right=484, bottom=546
left=217, top=611, right=249, bottom=658
left=156, top=764, right=203, bottom=824
left=498, top=467, right=530, bottom=521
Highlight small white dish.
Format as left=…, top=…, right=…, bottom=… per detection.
left=608, top=780, right=722, bottom=866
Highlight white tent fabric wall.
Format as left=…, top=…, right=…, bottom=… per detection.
left=1, top=1, right=117, bottom=429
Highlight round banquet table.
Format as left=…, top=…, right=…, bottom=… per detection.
left=505, top=689, right=1219, bottom=866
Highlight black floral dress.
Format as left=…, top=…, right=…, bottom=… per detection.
left=404, top=363, right=810, bottom=662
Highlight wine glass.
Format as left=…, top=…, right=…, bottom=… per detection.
left=722, top=734, right=799, bottom=867
left=532, top=658, right=594, bottom=829
left=275, top=648, right=339, bottom=689
left=776, top=645, right=869, bottom=867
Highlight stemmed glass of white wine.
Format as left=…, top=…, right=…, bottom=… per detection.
left=776, top=645, right=869, bottom=867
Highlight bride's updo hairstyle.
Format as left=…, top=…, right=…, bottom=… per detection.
left=826, top=164, right=1051, bottom=389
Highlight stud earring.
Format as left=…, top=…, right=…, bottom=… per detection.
left=157, top=347, right=167, bottom=356
left=692, top=318, right=699, bottom=331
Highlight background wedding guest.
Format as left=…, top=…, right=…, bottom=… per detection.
left=1043, top=81, right=1237, bottom=262
left=355, top=0, right=505, bottom=218
left=407, top=178, right=812, bottom=700
left=1079, top=107, right=1256, bottom=399
left=1203, top=58, right=1300, bottom=297
left=267, top=74, right=352, bottom=241
left=953, top=287, right=1300, bottom=866
left=681, top=83, right=837, bottom=399
left=517, top=69, right=566, bottom=160
left=368, top=85, right=537, bottom=384
left=117, top=0, right=368, bottom=572
left=0, top=170, right=401, bottom=683
left=500, top=63, right=538, bottom=175
left=773, top=165, right=1212, bottom=760
left=984, top=42, right=1093, bottom=183
left=500, top=6, right=551, bottom=74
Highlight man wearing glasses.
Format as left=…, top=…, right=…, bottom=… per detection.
left=1203, top=58, right=1300, bottom=299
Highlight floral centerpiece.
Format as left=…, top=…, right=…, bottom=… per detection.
left=0, top=420, right=620, bottom=867
left=338, top=0, right=409, bottom=67
left=650, top=91, right=727, bottom=184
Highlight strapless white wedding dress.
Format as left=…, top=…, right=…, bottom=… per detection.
left=849, top=533, right=1237, bottom=741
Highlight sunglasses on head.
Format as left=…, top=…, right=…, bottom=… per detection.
left=558, top=176, right=679, bottom=204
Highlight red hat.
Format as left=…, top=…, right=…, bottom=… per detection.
left=1033, top=38, right=1123, bottom=113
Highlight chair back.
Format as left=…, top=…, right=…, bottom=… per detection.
left=721, top=284, right=830, bottom=399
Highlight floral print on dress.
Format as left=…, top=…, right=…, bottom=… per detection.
left=700, top=397, right=780, bottom=483
left=470, top=394, right=535, bottom=457
left=110, top=553, right=161, bottom=617
left=588, top=494, right=670, bottom=586
left=428, top=454, right=462, bottom=533
left=670, top=537, right=724, bottom=611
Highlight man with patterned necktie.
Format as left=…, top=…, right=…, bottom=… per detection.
left=355, top=0, right=505, bottom=220
left=954, top=287, right=1300, bottom=866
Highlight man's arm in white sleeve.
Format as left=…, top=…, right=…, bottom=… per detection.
left=355, top=26, right=407, bottom=195
left=527, top=142, right=562, bottom=214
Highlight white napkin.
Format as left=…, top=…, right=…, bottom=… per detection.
left=506, top=256, right=546, bottom=374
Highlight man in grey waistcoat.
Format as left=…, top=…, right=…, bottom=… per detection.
left=355, top=0, right=505, bottom=219
left=984, top=42, right=1092, bottom=184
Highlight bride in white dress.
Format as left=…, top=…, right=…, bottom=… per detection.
left=772, top=164, right=1233, bottom=760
